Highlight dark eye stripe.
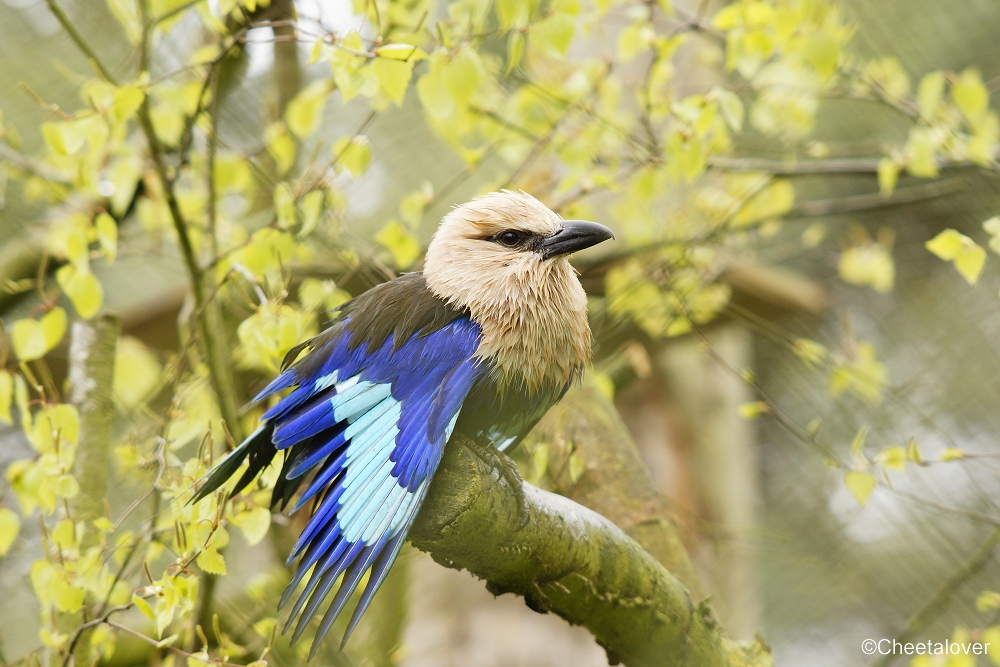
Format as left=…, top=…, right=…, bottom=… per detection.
left=483, top=229, right=547, bottom=252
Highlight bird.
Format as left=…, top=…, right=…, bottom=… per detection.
left=190, top=190, right=614, bottom=656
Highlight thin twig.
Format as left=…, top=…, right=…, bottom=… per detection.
left=105, top=620, right=245, bottom=667
left=0, top=144, right=70, bottom=183
left=44, top=0, right=119, bottom=84
left=786, top=179, right=964, bottom=217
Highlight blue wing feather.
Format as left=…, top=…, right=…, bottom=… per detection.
left=228, top=316, right=486, bottom=654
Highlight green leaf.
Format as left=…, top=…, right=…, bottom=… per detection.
left=876, top=445, right=907, bottom=472
left=105, top=0, right=141, bottom=43
left=443, top=50, right=484, bottom=107
left=265, top=122, right=296, bottom=175
left=10, top=318, right=46, bottom=368
left=417, top=70, right=453, bottom=118
left=904, top=126, right=940, bottom=177
left=925, top=229, right=986, bottom=284
left=829, top=342, right=887, bottom=404
left=917, top=71, right=945, bottom=119
left=375, top=44, right=428, bottom=61
left=952, top=68, right=989, bottom=123
left=298, top=189, right=325, bottom=238
left=197, top=547, right=226, bottom=575
left=838, top=243, right=895, bottom=293
left=850, top=424, right=869, bottom=456
left=375, top=219, right=421, bottom=269
left=53, top=577, right=85, bottom=613
left=95, top=213, right=118, bottom=263
left=983, top=216, right=1000, bottom=254
left=273, top=182, right=297, bottom=230
left=42, top=308, right=68, bottom=352
left=925, top=228, right=968, bottom=260
left=41, top=122, right=68, bottom=155
left=976, top=592, right=1000, bottom=613
left=803, top=32, right=838, bottom=78
left=284, top=79, right=330, bottom=139
left=737, top=402, right=769, bottom=419
left=877, top=158, right=899, bottom=196
left=372, top=58, right=415, bottom=106
left=0, top=507, right=20, bottom=556
left=532, top=13, right=576, bottom=58
left=954, top=245, right=987, bottom=284
left=57, top=264, right=104, bottom=319
left=793, top=338, right=827, bottom=368
left=863, top=57, right=911, bottom=101
left=732, top=179, right=795, bottom=226
left=332, top=136, right=372, bottom=177
left=111, top=85, right=145, bottom=125
left=10, top=308, right=67, bottom=361
left=844, top=470, right=876, bottom=507
left=232, top=506, right=271, bottom=546
left=54, top=474, right=80, bottom=498
left=113, top=336, right=163, bottom=410
left=496, top=0, right=533, bottom=29
left=14, top=375, right=29, bottom=431
left=617, top=24, right=648, bottom=62
left=713, top=87, right=744, bottom=132
left=298, top=278, right=350, bottom=311
left=506, top=31, right=525, bottom=75
left=0, top=371, right=11, bottom=425
left=568, top=452, right=586, bottom=483
left=940, top=447, right=965, bottom=462
left=531, top=443, right=549, bottom=481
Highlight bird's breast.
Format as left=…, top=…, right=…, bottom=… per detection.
left=468, top=261, right=591, bottom=395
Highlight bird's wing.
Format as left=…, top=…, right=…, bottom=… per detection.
left=192, top=314, right=483, bottom=656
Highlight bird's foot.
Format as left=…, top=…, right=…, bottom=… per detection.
left=464, top=440, right=531, bottom=529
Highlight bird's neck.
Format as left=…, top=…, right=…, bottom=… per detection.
left=425, top=260, right=591, bottom=394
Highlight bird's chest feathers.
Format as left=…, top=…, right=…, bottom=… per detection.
left=467, top=262, right=590, bottom=393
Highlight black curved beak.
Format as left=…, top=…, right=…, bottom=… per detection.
left=539, top=220, right=615, bottom=259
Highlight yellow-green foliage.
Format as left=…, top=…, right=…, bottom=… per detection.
left=3, top=0, right=1000, bottom=664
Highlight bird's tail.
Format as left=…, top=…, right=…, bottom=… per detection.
left=189, top=423, right=277, bottom=505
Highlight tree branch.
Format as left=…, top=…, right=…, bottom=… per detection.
left=69, top=314, right=120, bottom=525
left=411, top=429, right=770, bottom=667
left=706, top=154, right=989, bottom=175
left=524, top=381, right=705, bottom=598
left=44, top=0, right=119, bottom=84
left=67, top=314, right=121, bottom=667
left=0, top=144, right=71, bottom=183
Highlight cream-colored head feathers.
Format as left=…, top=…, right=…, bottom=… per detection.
left=424, top=190, right=592, bottom=393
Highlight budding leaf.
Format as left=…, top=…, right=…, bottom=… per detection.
left=844, top=471, right=877, bottom=507
left=0, top=507, right=20, bottom=556
left=10, top=308, right=67, bottom=361
left=57, top=264, right=104, bottom=319
left=925, top=229, right=986, bottom=284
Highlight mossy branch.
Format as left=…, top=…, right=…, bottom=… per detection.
left=525, top=381, right=706, bottom=598
left=411, top=433, right=769, bottom=667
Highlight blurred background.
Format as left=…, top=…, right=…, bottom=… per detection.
left=2, top=0, right=1000, bottom=666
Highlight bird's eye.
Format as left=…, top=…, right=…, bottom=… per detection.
left=496, top=231, right=523, bottom=247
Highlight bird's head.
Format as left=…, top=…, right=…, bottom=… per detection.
left=424, top=190, right=614, bottom=390
left=424, top=190, right=614, bottom=294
